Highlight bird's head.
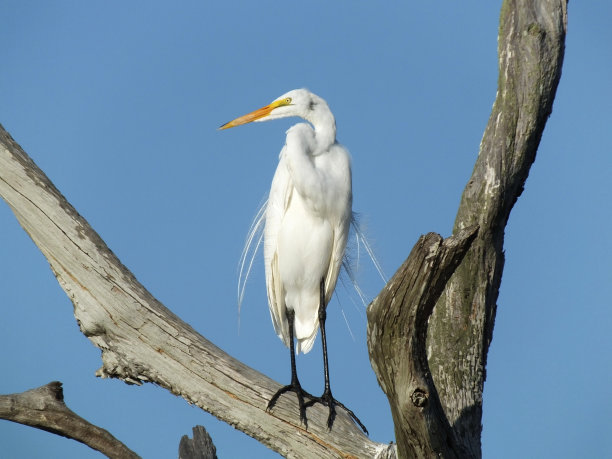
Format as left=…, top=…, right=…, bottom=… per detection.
left=219, top=89, right=324, bottom=130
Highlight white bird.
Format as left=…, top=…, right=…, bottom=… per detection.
left=220, top=89, right=366, bottom=433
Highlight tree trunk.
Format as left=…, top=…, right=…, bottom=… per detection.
left=367, top=0, right=568, bottom=457
left=428, top=1, right=568, bottom=454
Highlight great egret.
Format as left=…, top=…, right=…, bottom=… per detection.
left=220, top=89, right=367, bottom=433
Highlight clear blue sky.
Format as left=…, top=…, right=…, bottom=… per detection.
left=1, top=2, right=610, bottom=458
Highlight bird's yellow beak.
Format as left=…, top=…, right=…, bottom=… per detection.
left=219, top=98, right=292, bottom=130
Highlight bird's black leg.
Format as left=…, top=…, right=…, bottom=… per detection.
left=267, top=308, right=313, bottom=427
left=304, top=278, right=369, bottom=434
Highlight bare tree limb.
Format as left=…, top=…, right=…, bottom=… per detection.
left=367, top=228, right=478, bottom=459
left=0, top=381, right=140, bottom=458
left=0, top=125, right=395, bottom=459
left=427, top=0, right=568, bottom=455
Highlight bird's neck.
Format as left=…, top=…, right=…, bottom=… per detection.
left=310, top=111, right=336, bottom=152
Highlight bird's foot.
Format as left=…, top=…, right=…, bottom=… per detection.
left=304, top=389, right=368, bottom=435
left=267, top=380, right=314, bottom=428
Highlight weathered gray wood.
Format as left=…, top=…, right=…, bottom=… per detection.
left=426, top=0, right=568, bottom=456
left=0, top=125, right=395, bottom=459
left=0, top=381, right=140, bottom=458
left=179, top=425, right=217, bottom=459
left=367, top=228, right=478, bottom=459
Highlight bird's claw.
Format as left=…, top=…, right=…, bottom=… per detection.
left=267, top=382, right=314, bottom=427
left=304, top=390, right=368, bottom=435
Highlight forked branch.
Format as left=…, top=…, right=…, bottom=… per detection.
left=367, top=228, right=478, bottom=458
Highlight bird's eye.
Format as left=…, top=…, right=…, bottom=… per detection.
left=285, top=97, right=292, bottom=104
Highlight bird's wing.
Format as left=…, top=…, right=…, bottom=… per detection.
left=264, top=153, right=293, bottom=348
left=321, top=144, right=353, bottom=305
left=324, top=212, right=351, bottom=305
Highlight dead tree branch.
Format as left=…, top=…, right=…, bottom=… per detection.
left=0, top=124, right=394, bottom=459
left=0, top=381, right=140, bottom=458
left=179, top=425, right=218, bottom=459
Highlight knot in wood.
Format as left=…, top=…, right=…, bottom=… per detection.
left=411, top=388, right=428, bottom=407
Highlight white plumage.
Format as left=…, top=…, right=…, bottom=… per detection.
left=265, top=116, right=351, bottom=353
left=223, top=89, right=351, bottom=353
left=221, top=89, right=366, bottom=432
